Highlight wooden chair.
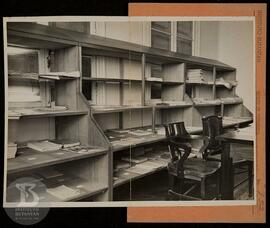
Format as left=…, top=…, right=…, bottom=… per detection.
left=202, top=116, right=253, bottom=197
left=165, top=122, right=221, bottom=200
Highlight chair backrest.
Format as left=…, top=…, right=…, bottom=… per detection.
left=202, top=115, right=223, bottom=150
left=174, top=122, right=190, bottom=137
left=164, top=124, right=178, bottom=161
left=164, top=123, right=192, bottom=172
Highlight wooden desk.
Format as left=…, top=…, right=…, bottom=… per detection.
left=216, top=126, right=254, bottom=200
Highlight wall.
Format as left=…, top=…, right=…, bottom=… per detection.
left=199, top=21, right=254, bottom=113
left=199, top=21, right=220, bottom=59
left=91, top=21, right=151, bottom=46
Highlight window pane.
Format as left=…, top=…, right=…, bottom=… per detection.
left=151, top=83, right=162, bottom=99
left=152, top=22, right=171, bottom=33
left=177, top=38, right=192, bottom=55
left=177, top=21, right=192, bottom=39
left=151, top=30, right=170, bottom=50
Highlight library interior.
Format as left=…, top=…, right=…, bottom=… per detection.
left=6, top=20, right=254, bottom=202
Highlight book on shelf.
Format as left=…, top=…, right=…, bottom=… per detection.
left=193, top=98, right=221, bottom=105
left=121, top=156, right=148, bottom=164
left=27, top=140, right=62, bottom=152
left=186, top=69, right=212, bottom=84
left=125, top=165, right=152, bottom=175
left=37, top=106, right=68, bottom=112
left=7, top=143, right=17, bottom=159
left=129, top=129, right=153, bottom=137
left=220, top=97, right=243, bottom=104
left=146, top=77, right=163, bottom=82
left=51, top=139, right=80, bottom=149
left=39, top=71, right=80, bottom=79
left=46, top=185, right=81, bottom=201
left=8, top=72, right=39, bottom=80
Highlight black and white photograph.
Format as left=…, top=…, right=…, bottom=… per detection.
left=4, top=18, right=255, bottom=206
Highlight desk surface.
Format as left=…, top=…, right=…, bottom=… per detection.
left=217, top=126, right=254, bottom=144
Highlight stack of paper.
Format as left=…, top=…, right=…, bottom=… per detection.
left=39, top=71, right=80, bottom=80
left=52, top=139, right=80, bottom=149
left=7, top=143, right=17, bottom=159
left=37, top=106, right=68, bottom=112
left=146, top=77, right=163, bottom=82
left=121, top=155, right=148, bottom=164
left=129, top=129, right=153, bottom=137
left=220, top=97, right=243, bottom=104
left=46, top=185, right=81, bottom=201
left=193, top=98, right=221, bottom=105
left=27, top=140, right=62, bottom=152
left=216, top=77, right=238, bottom=89
left=187, top=69, right=212, bottom=84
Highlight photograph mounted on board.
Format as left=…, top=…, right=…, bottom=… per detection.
left=4, top=17, right=256, bottom=207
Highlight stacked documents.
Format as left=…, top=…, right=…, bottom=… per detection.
left=186, top=69, right=212, bottom=84
left=27, top=140, right=62, bottom=152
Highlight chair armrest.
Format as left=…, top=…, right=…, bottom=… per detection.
left=169, top=140, right=192, bottom=176
left=198, top=136, right=211, bottom=159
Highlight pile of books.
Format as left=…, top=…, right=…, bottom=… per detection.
left=27, top=140, right=81, bottom=152
left=186, top=69, right=212, bottom=84
left=27, top=141, right=63, bottom=152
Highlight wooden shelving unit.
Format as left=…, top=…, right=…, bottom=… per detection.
left=6, top=35, right=110, bottom=203
left=6, top=22, right=253, bottom=202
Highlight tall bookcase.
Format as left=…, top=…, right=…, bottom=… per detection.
left=6, top=22, right=253, bottom=202
left=6, top=31, right=111, bottom=203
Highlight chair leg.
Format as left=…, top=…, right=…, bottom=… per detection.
left=200, top=177, right=206, bottom=200
left=248, top=161, right=253, bottom=197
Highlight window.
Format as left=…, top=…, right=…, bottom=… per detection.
left=151, top=22, right=171, bottom=51
left=176, top=22, right=193, bottom=55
